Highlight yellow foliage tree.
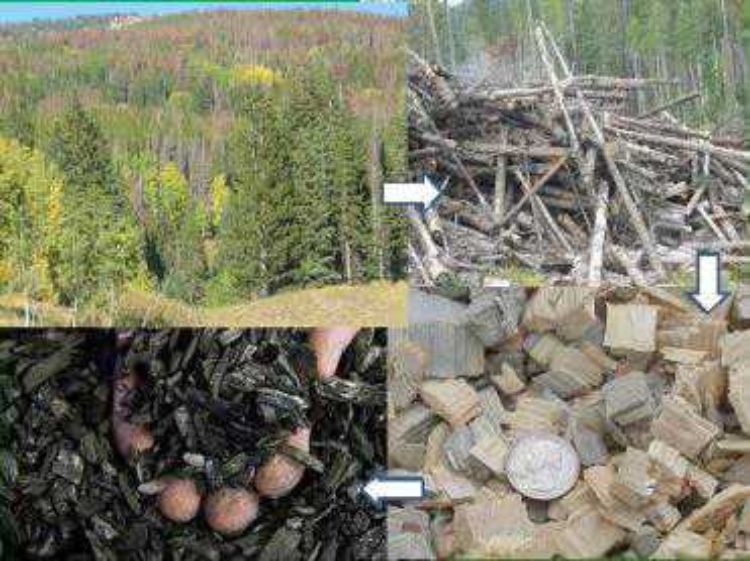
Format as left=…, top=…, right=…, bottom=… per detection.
left=230, top=64, right=283, bottom=87
left=0, top=137, right=61, bottom=300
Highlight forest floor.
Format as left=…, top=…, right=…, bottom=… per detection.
left=0, top=281, right=409, bottom=327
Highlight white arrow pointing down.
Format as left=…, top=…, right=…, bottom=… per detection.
left=688, top=251, right=730, bottom=313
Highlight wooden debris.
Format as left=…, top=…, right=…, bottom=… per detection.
left=490, top=361, right=526, bottom=395
left=554, top=509, right=627, bottom=558
left=611, top=447, right=656, bottom=508
left=391, top=323, right=485, bottom=379
left=391, top=287, right=750, bottom=558
left=602, top=371, right=655, bottom=426
left=721, top=330, right=750, bottom=367
left=534, top=346, right=604, bottom=398
left=682, top=485, right=750, bottom=533
left=652, top=529, right=712, bottom=559
left=453, top=494, right=535, bottom=556
left=604, top=304, right=658, bottom=353
left=728, top=362, right=750, bottom=434
left=464, top=288, right=525, bottom=348
left=651, top=396, right=721, bottom=459
left=420, top=379, right=481, bottom=427
left=469, top=436, right=509, bottom=478
left=388, top=507, right=436, bottom=560
left=408, top=26, right=748, bottom=287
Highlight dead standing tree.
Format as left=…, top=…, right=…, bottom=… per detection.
left=407, top=24, right=749, bottom=290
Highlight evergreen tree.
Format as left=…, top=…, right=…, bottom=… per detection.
left=47, top=101, right=146, bottom=305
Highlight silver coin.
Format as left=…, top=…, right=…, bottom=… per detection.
left=505, top=432, right=580, bottom=500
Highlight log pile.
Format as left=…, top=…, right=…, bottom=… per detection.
left=388, top=286, right=750, bottom=559
left=408, top=25, right=750, bottom=289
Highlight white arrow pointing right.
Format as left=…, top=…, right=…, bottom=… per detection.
left=383, top=177, right=441, bottom=209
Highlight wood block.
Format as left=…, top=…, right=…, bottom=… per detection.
left=651, top=395, right=720, bottom=459
left=390, top=323, right=484, bottom=379
left=739, top=500, right=750, bottom=534
left=569, top=412, right=609, bottom=467
left=602, top=371, right=655, bottom=426
left=423, top=422, right=450, bottom=473
left=469, top=435, right=509, bottom=477
left=648, top=439, right=690, bottom=500
left=729, top=362, right=750, bottom=434
left=388, top=507, right=436, bottom=561
left=429, top=464, right=478, bottom=501
left=687, top=464, right=718, bottom=500
left=658, top=319, right=726, bottom=357
left=389, top=340, right=429, bottom=412
left=453, top=494, right=535, bottom=556
left=442, top=426, right=477, bottom=475
left=725, top=456, right=750, bottom=485
left=611, top=447, right=657, bottom=508
left=722, top=331, right=750, bottom=367
left=604, top=304, right=657, bottom=353
left=583, top=464, right=646, bottom=531
left=464, top=288, right=525, bottom=348
left=674, top=361, right=726, bottom=423
left=420, top=379, right=481, bottom=427
left=522, top=286, right=596, bottom=333
left=644, top=501, right=682, bottom=532
left=653, top=530, right=711, bottom=559
left=554, top=509, right=627, bottom=558
left=578, top=340, right=618, bottom=371
left=534, top=345, right=605, bottom=399
left=508, top=395, right=566, bottom=434
left=661, top=347, right=709, bottom=364
left=683, top=484, right=750, bottom=533
left=548, top=480, right=599, bottom=521
left=389, top=404, right=436, bottom=444
left=476, top=386, right=507, bottom=432
left=491, top=361, right=526, bottom=395
left=524, top=332, right=566, bottom=367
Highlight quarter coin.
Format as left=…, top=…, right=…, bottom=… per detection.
left=505, top=432, right=580, bottom=500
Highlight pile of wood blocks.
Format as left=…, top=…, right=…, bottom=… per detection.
left=388, top=286, right=750, bottom=558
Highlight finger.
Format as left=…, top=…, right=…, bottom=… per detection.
left=310, top=327, right=359, bottom=379
left=254, top=426, right=310, bottom=498
left=112, top=370, right=154, bottom=459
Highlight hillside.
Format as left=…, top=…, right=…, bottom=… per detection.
left=0, top=8, right=408, bottom=323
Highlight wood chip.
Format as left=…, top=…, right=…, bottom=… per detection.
left=453, top=494, right=535, bottom=556
left=469, top=436, right=509, bottom=477
left=651, top=395, right=721, bottom=459
left=602, top=371, right=655, bottom=426
left=554, top=508, right=627, bottom=558
left=420, top=379, right=481, bottom=427
left=604, top=304, right=658, bottom=353
left=729, top=362, right=750, bottom=434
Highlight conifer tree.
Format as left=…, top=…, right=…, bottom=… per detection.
left=47, top=101, right=146, bottom=305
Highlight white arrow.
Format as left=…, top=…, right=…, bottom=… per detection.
left=383, top=177, right=441, bottom=209
left=687, top=251, right=731, bottom=313
left=362, top=474, right=425, bottom=505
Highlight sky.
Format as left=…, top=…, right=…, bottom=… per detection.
left=0, top=2, right=408, bottom=24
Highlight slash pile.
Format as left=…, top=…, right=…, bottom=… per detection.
left=408, top=25, right=750, bottom=289
left=389, top=286, right=750, bottom=559
left=4, top=329, right=387, bottom=561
